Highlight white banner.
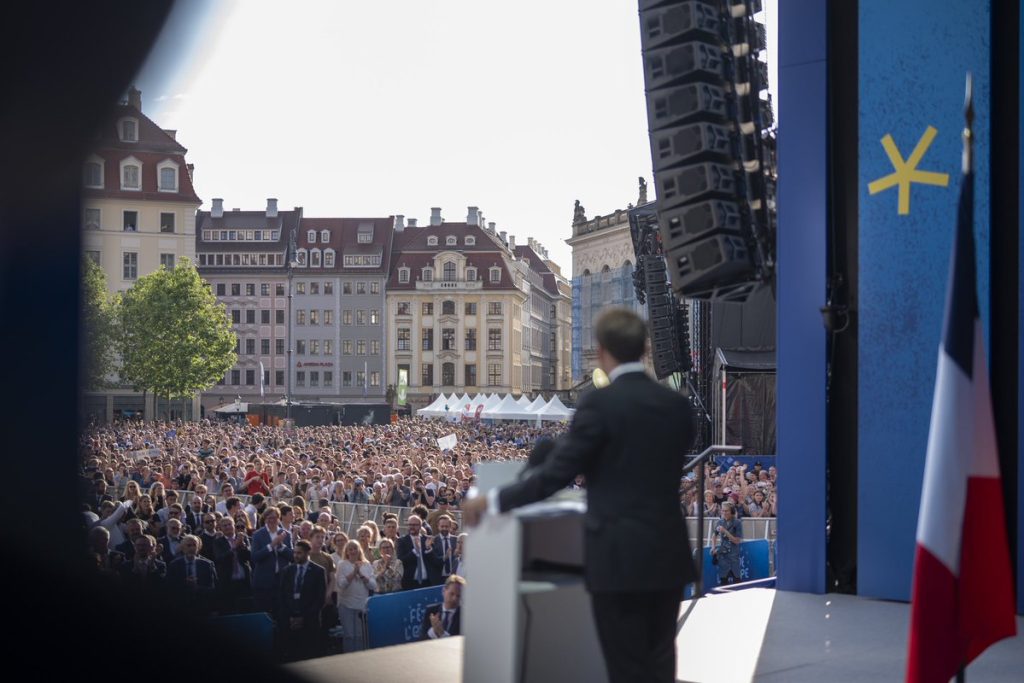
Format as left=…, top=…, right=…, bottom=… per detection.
left=436, top=434, right=458, bottom=451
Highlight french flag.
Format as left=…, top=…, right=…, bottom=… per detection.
left=906, top=163, right=1016, bottom=681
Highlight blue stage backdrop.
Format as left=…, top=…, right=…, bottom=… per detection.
left=366, top=585, right=443, bottom=648
left=858, top=0, right=991, bottom=602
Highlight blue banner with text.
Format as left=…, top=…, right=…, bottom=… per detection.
left=366, top=585, right=444, bottom=648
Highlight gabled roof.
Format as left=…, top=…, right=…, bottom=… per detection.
left=514, top=245, right=560, bottom=296
left=387, top=221, right=518, bottom=291
left=297, top=217, right=394, bottom=274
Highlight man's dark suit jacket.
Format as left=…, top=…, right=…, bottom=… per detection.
left=277, top=562, right=326, bottom=624
left=418, top=603, right=461, bottom=640
left=396, top=533, right=442, bottom=590
left=167, top=555, right=218, bottom=591
left=213, top=535, right=251, bottom=584
left=497, top=371, right=696, bottom=593
left=250, top=526, right=293, bottom=590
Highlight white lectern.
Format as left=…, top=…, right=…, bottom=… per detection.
left=463, top=462, right=608, bottom=683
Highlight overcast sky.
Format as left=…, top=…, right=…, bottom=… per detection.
left=137, top=0, right=777, bottom=277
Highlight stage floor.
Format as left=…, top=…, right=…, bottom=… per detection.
left=287, top=589, right=1024, bottom=683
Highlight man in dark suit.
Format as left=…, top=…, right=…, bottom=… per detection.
left=418, top=574, right=464, bottom=640
left=463, top=308, right=696, bottom=683
left=167, top=535, right=218, bottom=615
left=278, top=539, right=326, bottom=661
left=396, top=514, right=441, bottom=590
left=250, top=505, right=293, bottom=615
left=213, top=516, right=252, bottom=614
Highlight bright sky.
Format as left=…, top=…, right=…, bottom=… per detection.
left=138, top=0, right=777, bottom=278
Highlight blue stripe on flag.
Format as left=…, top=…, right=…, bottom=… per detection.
left=941, top=172, right=977, bottom=378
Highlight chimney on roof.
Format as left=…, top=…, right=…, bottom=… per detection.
left=499, top=231, right=507, bottom=246
left=211, top=198, right=224, bottom=218
left=163, top=129, right=177, bottom=140
left=266, top=198, right=278, bottom=218
left=466, top=206, right=479, bottom=226
left=394, top=215, right=405, bottom=232
left=430, top=207, right=443, bottom=226
left=408, top=218, right=418, bottom=228
left=509, top=235, right=516, bottom=250
left=127, top=86, right=142, bottom=112
left=186, top=163, right=194, bottom=182
left=486, top=222, right=496, bottom=234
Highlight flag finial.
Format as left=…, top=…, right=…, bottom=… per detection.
left=962, top=72, right=974, bottom=174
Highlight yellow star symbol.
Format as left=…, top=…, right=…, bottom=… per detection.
left=868, top=126, right=950, bottom=215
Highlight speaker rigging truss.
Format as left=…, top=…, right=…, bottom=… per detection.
left=638, top=0, right=777, bottom=302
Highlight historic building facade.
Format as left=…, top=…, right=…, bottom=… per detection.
left=513, top=238, right=573, bottom=392
left=82, top=87, right=202, bottom=421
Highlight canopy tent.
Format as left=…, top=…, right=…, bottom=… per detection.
left=482, top=394, right=503, bottom=411
left=525, top=395, right=547, bottom=412
left=469, top=393, right=488, bottom=408
left=483, top=394, right=537, bottom=421
left=536, top=396, right=574, bottom=422
left=416, top=394, right=450, bottom=417
left=444, top=394, right=463, bottom=409
left=515, top=395, right=531, bottom=408
left=214, top=400, right=248, bottom=414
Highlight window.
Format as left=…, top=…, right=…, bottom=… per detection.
left=245, top=283, right=256, bottom=296
left=422, top=302, right=433, bottom=315
left=276, top=310, right=285, bottom=324
left=245, top=339, right=255, bottom=355
left=465, top=236, right=476, bottom=246
left=231, top=309, right=240, bottom=324
left=465, top=329, right=477, bottom=350
left=310, top=340, right=319, bottom=355
left=261, top=310, right=270, bottom=324
left=442, top=328, right=455, bottom=351
left=296, top=249, right=307, bottom=266
left=263, top=368, right=270, bottom=388
left=159, top=167, right=177, bottom=192
left=356, top=310, right=366, bottom=325
left=358, top=228, right=373, bottom=244
left=84, top=161, right=103, bottom=188
left=119, top=118, right=138, bottom=142
left=488, top=302, right=503, bottom=315
left=216, top=284, right=227, bottom=296
left=324, top=371, right=333, bottom=386
left=123, top=211, right=138, bottom=232
left=122, top=164, right=140, bottom=190
left=427, top=236, right=438, bottom=246
left=370, top=371, right=380, bottom=387
left=356, top=370, right=366, bottom=387
left=296, top=310, right=306, bottom=325
left=231, top=369, right=240, bottom=385
left=325, top=310, right=333, bottom=325
left=276, top=339, right=284, bottom=355
left=465, top=302, right=477, bottom=315
left=324, top=340, right=333, bottom=355
left=297, top=340, right=306, bottom=355
left=245, top=310, right=255, bottom=324
left=343, top=310, right=352, bottom=325
left=343, top=282, right=352, bottom=294
left=357, top=340, right=366, bottom=355
left=260, top=283, right=270, bottom=296
left=422, top=267, right=433, bottom=282
left=85, top=250, right=101, bottom=266
left=397, top=302, right=410, bottom=315
left=276, top=283, right=285, bottom=296
left=160, top=253, right=175, bottom=270
left=356, top=282, right=366, bottom=294
left=320, top=230, right=330, bottom=243
left=442, top=300, right=456, bottom=315
left=443, top=262, right=456, bottom=281
left=343, top=340, right=353, bottom=355
left=310, top=310, right=319, bottom=326
left=343, top=371, right=352, bottom=387
left=490, top=267, right=502, bottom=283
left=466, top=267, right=477, bottom=281
left=82, top=208, right=102, bottom=231
left=398, top=268, right=410, bottom=284
left=307, top=230, right=316, bottom=243
left=122, top=252, right=138, bottom=280
left=310, top=372, right=319, bottom=387
left=422, top=364, right=433, bottom=386
left=261, top=339, right=270, bottom=355
left=230, top=284, right=241, bottom=296
left=370, top=309, right=379, bottom=325
left=370, top=340, right=380, bottom=355
left=422, top=328, right=433, bottom=351
left=324, top=250, right=335, bottom=267
left=310, top=250, right=321, bottom=267
left=275, top=370, right=284, bottom=386
left=370, top=282, right=380, bottom=294
left=319, top=281, right=331, bottom=295
left=245, top=369, right=255, bottom=386
left=488, top=328, right=502, bottom=350
left=465, top=364, right=477, bottom=386
left=296, top=371, right=305, bottom=387
left=397, top=328, right=411, bottom=351
left=442, top=362, right=455, bottom=385
left=488, top=363, right=502, bottom=386
left=446, top=236, right=457, bottom=246
left=310, top=282, right=320, bottom=295
left=296, top=282, right=306, bottom=295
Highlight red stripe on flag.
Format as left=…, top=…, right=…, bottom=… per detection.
left=959, top=476, right=1017, bottom=663
left=907, top=545, right=959, bottom=683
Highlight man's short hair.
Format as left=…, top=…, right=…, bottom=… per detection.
left=594, top=307, right=647, bottom=363
left=225, top=496, right=241, bottom=510
left=294, top=539, right=312, bottom=552
left=445, top=574, right=466, bottom=588
left=278, top=504, right=293, bottom=516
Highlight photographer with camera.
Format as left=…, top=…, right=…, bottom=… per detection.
left=712, top=501, right=743, bottom=586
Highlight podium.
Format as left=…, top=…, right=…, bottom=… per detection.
left=463, top=462, right=608, bottom=683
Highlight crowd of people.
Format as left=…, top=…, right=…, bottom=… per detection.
left=80, top=415, right=777, bottom=658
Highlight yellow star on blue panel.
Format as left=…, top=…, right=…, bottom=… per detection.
left=868, top=126, right=950, bottom=215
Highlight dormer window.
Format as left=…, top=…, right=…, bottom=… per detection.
left=307, top=230, right=316, bottom=244
left=398, top=267, right=410, bottom=283
left=295, top=249, right=307, bottom=266
left=324, top=249, right=335, bottom=267
left=465, top=236, right=476, bottom=246
left=427, top=236, right=438, bottom=246
left=310, top=249, right=322, bottom=267
left=320, top=230, right=330, bottom=243
left=443, top=262, right=456, bottom=282
left=357, top=226, right=374, bottom=243
left=466, top=267, right=477, bottom=281
left=118, top=118, right=138, bottom=143
left=422, top=267, right=434, bottom=282
left=446, top=235, right=457, bottom=246
left=83, top=157, right=104, bottom=189
left=157, top=159, right=179, bottom=192
left=120, top=156, right=141, bottom=191
left=489, top=267, right=502, bottom=283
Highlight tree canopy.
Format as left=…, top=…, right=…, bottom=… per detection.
left=82, top=257, right=118, bottom=390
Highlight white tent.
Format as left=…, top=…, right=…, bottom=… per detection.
left=416, top=394, right=449, bottom=417
left=444, top=393, right=462, bottom=409
left=469, top=393, right=488, bottom=408
left=537, top=396, right=574, bottom=422
left=482, top=394, right=502, bottom=411
left=483, top=394, right=537, bottom=421
left=214, top=400, right=248, bottom=414
left=525, top=395, right=547, bottom=412
left=515, top=395, right=531, bottom=408
left=456, top=393, right=472, bottom=411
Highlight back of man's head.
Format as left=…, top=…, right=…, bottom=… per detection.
left=594, top=308, right=646, bottom=363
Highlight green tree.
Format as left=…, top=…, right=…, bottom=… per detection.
left=119, top=258, right=237, bottom=415
left=82, top=257, right=118, bottom=390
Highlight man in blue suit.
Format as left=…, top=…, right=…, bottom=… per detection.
left=278, top=539, right=326, bottom=661
left=167, top=535, right=218, bottom=615
left=250, top=505, right=293, bottom=615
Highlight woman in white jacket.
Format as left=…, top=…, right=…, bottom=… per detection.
left=336, top=539, right=376, bottom=652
